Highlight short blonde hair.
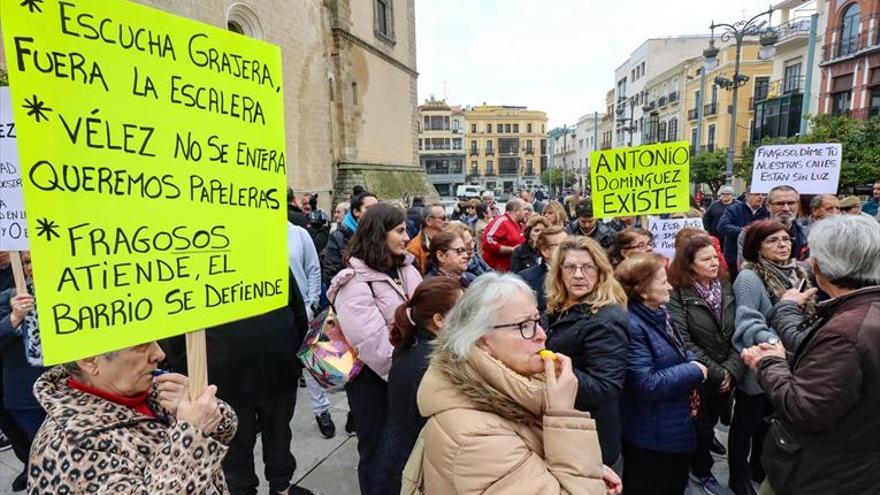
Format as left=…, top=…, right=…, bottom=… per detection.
left=542, top=201, right=567, bottom=227
left=546, top=236, right=627, bottom=314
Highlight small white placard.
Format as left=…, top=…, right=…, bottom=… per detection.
left=751, top=143, right=842, bottom=195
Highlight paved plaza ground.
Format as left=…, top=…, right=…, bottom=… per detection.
left=0, top=385, right=744, bottom=494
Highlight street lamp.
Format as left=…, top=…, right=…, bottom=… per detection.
left=705, top=7, right=775, bottom=185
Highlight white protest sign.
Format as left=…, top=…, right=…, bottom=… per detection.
left=647, top=217, right=704, bottom=259
left=751, top=143, right=842, bottom=194
left=0, top=87, right=28, bottom=251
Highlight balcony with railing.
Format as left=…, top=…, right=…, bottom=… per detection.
left=704, top=102, right=718, bottom=116
left=752, top=76, right=805, bottom=108
left=688, top=108, right=699, bottom=121
left=469, top=148, right=479, bottom=156
left=775, top=17, right=812, bottom=45
left=485, top=148, right=495, bottom=156
left=499, top=165, right=518, bottom=176
left=669, top=91, right=679, bottom=104
left=658, top=96, right=668, bottom=107
left=485, top=167, right=496, bottom=176
left=822, top=17, right=880, bottom=63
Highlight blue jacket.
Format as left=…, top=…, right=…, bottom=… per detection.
left=862, top=197, right=879, bottom=218
left=518, top=262, right=548, bottom=315
left=621, top=301, right=705, bottom=454
left=717, top=200, right=769, bottom=263
left=0, top=288, right=47, bottom=410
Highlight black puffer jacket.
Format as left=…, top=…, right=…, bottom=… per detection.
left=545, top=303, right=630, bottom=464
left=667, top=282, right=744, bottom=393
left=322, top=224, right=354, bottom=286
left=510, top=242, right=541, bottom=273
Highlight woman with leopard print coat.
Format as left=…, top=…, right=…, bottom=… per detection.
left=28, top=342, right=238, bottom=494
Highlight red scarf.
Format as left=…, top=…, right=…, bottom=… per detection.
left=68, top=378, right=156, bottom=419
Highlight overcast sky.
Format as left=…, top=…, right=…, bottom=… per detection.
left=416, top=0, right=794, bottom=129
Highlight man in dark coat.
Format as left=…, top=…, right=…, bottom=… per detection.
left=703, top=186, right=736, bottom=237
left=321, top=191, right=378, bottom=286
left=161, top=270, right=312, bottom=495
left=564, top=199, right=615, bottom=249
left=717, top=191, right=768, bottom=276
left=286, top=188, right=309, bottom=229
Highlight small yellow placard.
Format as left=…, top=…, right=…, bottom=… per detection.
left=1, top=0, right=289, bottom=364
left=589, top=141, right=691, bottom=219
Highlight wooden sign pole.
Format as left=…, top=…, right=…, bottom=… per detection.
left=186, top=330, right=208, bottom=400
left=9, top=251, right=27, bottom=295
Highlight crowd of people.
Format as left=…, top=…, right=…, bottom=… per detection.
left=0, top=180, right=878, bottom=494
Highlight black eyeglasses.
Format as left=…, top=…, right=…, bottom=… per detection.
left=493, top=316, right=542, bottom=339
left=444, top=247, right=468, bottom=256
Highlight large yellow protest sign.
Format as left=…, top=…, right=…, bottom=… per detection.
left=589, top=141, right=691, bottom=218
left=1, top=0, right=288, bottom=364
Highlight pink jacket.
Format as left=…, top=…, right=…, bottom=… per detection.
left=326, top=255, right=422, bottom=379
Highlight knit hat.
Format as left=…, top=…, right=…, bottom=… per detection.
left=840, top=196, right=860, bottom=210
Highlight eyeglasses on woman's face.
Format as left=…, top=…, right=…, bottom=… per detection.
left=493, top=316, right=542, bottom=340
left=762, top=235, right=792, bottom=246
left=444, top=247, right=468, bottom=256
left=561, top=263, right=598, bottom=277
left=624, top=240, right=654, bottom=251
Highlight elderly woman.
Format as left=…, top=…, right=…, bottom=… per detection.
left=615, top=253, right=709, bottom=495
left=741, top=215, right=880, bottom=494
left=543, top=200, right=567, bottom=227
left=544, top=236, right=630, bottom=465
left=511, top=216, right=549, bottom=273
left=411, top=273, right=620, bottom=494
left=29, top=342, right=237, bottom=493
left=426, top=230, right=475, bottom=287
left=667, top=235, right=742, bottom=493
left=729, top=219, right=816, bottom=495
left=375, top=277, right=463, bottom=494
left=607, top=228, right=654, bottom=267
left=446, top=223, right=491, bottom=277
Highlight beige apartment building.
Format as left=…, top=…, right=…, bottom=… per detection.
left=418, top=99, right=466, bottom=198
left=465, top=105, right=548, bottom=194
left=0, top=0, right=436, bottom=207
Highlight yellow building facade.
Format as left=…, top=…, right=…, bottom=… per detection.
left=683, top=42, right=773, bottom=156
left=464, top=105, right=548, bottom=193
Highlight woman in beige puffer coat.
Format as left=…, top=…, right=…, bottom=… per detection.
left=405, top=273, right=618, bottom=495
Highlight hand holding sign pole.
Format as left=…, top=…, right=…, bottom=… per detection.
left=2, top=0, right=289, bottom=399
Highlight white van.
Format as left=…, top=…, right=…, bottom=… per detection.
left=456, top=185, right=483, bottom=198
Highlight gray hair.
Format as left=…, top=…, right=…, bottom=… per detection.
left=768, top=184, right=799, bottom=202
left=435, top=272, right=536, bottom=360
left=809, top=214, right=880, bottom=289
left=809, top=194, right=832, bottom=212
left=62, top=350, right=120, bottom=377
left=506, top=198, right=524, bottom=213
left=719, top=186, right=735, bottom=195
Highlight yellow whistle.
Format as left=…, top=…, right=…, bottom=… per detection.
left=539, top=350, right=556, bottom=360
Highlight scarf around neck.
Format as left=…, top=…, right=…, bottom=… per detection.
left=343, top=211, right=358, bottom=232
left=693, top=278, right=722, bottom=322
left=746, top=256, right=816, bottom=317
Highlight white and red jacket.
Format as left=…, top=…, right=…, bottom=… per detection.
left=480, top=213, right=524, bottom=272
